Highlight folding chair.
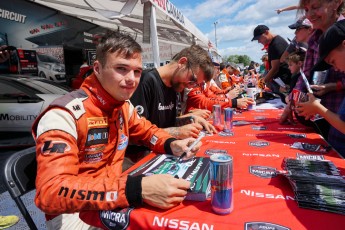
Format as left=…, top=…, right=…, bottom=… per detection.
left=3, top=146, right=38, bottom=230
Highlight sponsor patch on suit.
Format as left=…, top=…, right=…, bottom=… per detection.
left=86, top=128, right=109, bottom=146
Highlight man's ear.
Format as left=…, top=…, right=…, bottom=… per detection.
left=93, top=61, right=100, bottom=76
left=177, top=57, right=188, bottom=69
left=342, top=40, right=345, bottom=48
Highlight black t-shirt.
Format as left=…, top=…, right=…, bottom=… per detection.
left=127, top=68, right=177, bottom=155
left=268, top=35, right=291, bottom=84
left=130, top=68, right=177, bottom=128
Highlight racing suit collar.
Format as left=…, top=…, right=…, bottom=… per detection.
left=82, top=73, right=125, bottom=112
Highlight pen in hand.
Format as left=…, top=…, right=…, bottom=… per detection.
left=176, top=132, right=205, bottom=163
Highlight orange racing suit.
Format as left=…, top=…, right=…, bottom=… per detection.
left=32, top=74, right=175, bottom=216
left=185, top=82, right=237, bottom=112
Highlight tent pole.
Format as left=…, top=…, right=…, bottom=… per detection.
left=150, top=5, right=160, bottom=68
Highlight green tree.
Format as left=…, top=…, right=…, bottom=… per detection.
left=225, top=54, right=252, bottom=66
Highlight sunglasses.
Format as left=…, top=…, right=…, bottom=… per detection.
left=186, top=65, right=199, bottom=88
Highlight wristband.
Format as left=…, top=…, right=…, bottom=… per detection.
left=164, top=137, right=178, bottom=155
left=336, top=81, right=343, bottom=91
left=231, top=98, right=237, bottom=108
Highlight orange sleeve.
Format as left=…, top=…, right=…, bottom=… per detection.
left=127, top=107, right=174, bottom=154
left=221, top=81, right=231, bottom=89
left=186, top=87, right=233, bottom=112
left=209, top=85, right=228, bottom=95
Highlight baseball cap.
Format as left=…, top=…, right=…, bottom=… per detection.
left=212, top=61, right=220, bottom=66
left=251, top=25, right=269, bottom=41
left=313, top=20, right=345, bottom=71
left=288, top=17, right=312, bottom=29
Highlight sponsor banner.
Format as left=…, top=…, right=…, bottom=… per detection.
left=254, top=116, right=266, bottom=120
left=296, top=153, right=325, bottom=160
left=249, top=141, right=270, bottom=148
left=205, top=149, right=228, bottom=156
left=245, top=222, right=290, bottom=230
left=251, top=126, right=267, bottom=130
left=249, top=166, right=277, bottom=178
left=240, top=190, right=295, bottom=200
left=287, top=133, right=306, bottom=139
left=242, top=153, right=280, bottom=158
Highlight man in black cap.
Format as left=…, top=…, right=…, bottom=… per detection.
left=252, top=25, right=291, bottom=96
left=296, top=19, right=345, bottom=157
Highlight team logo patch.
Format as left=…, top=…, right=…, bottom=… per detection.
left=87, top=117, right=108, bottom=127
left=296, top=153, right=325, bottom=160
left=251, top=126, right=267, bottom=130
left=100, top=207, right=134, bottom=230
left=84, top=152, right=103, bottom=163
left=287, top=133, right=306, bottom=138
left=205, top=149, right=228, bottom=156
left=135, top=105, right=144, bottom=115
left=150, top=135, right=158, bottom=145
left=249, top=166, right=277, bottom=178
left=117, top=134, right=128, bottom=150
left=41, top=140, right=71, bottom=155
left=86, top=128, right=109, bottom=146
left=245, top=222, right=290, bottom=230
left=249, top=141, right=269, bottom=147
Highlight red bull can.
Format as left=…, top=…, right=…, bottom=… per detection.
left=223, top=108, right=233, bottom=133
left=210, top=154, right=233, bottom=215
left=212, top=104, right=222, bottom=126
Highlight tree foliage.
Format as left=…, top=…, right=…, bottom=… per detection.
left=224, top=55, right=252, bottom=66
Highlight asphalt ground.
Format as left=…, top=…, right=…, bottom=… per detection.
left=0, top=137, right=46, bottom=229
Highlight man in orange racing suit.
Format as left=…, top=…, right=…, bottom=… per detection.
left=185, top=63, right=254, bottom=113
left=32, top=31, right=201, bottom=229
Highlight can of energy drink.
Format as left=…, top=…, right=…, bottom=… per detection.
left=223, top=108, right=233, bottom=133
left=210, top=154, right=233, bottom=215
left=213, top=104, right=222, bottom=126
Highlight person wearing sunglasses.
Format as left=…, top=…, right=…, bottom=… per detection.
left=125, top=45, right=217, bottom=169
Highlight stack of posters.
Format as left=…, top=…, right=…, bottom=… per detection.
left=129, top=154, right=211, bottom=201
left=279, top=158, right=345, bottom=215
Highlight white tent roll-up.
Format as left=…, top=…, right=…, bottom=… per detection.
left=31, top=0, right=219, bottom=67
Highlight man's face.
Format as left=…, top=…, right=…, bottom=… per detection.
left=257, top=33, right=269, bottom=46
left=213, top=65, right=220, bottom=78
left=94, top=51, right=143, bottom=101
left=171, top=64, right=205, bottom=92
left=325, top=42, right=345, bottom=72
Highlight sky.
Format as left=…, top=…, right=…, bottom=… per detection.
left=171, top=0, right=300, bottom=63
